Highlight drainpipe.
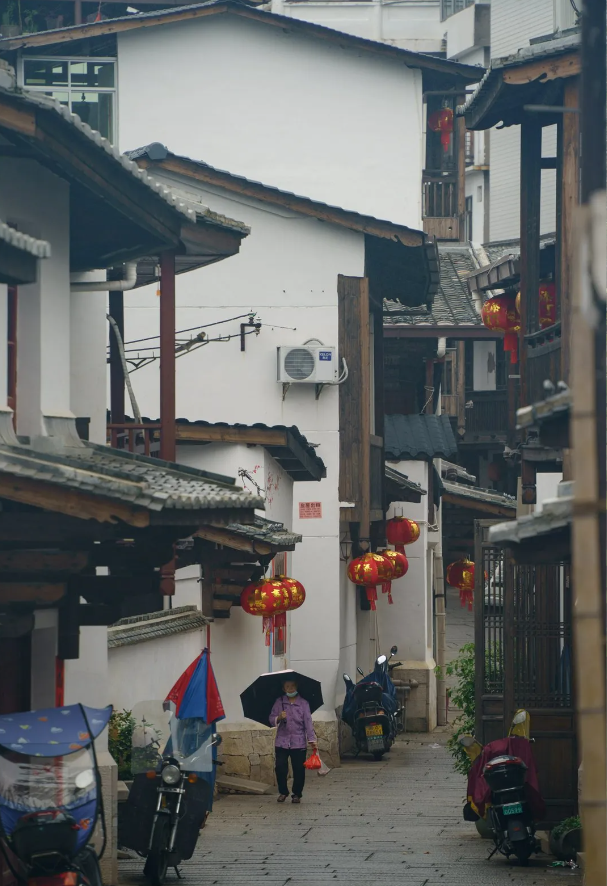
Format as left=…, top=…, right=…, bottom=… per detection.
left=159, top=251, right=177, bottom=603
left=434, top=551, right=447, bottom=726
left=70, top=262, right=138, bottom=292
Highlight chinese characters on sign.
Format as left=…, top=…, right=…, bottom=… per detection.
left=299, top=501, right=322, bottom=519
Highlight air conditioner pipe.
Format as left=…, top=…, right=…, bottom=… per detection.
left=70, top=262, right=138, bottom=292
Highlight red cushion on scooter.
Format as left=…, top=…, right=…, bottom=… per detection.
left=467, top=737, right=545, bottom=820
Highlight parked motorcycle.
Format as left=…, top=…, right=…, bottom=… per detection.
left=459, top=709, right=544, bottom=865
left=0, top=703, right=112, bottom=886
left=119, top=700, right=221, bottom=885
left=342, top=646, right=401, bottom=759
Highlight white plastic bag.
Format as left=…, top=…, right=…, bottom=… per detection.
left=316, top=756, right=331, bottom=776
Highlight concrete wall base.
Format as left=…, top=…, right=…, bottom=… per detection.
left=393, top=660, right=437, bottom=733
left=217, top=719, right=340, bottom=785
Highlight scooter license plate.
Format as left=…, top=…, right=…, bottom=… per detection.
left=503, top=802, right=523, bottom=815
left=365, top=724, right=383, bottom=737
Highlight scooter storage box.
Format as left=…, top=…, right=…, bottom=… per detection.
left=483, top=756, right=527, bottom=791
left=12, top=811, right=78, bottom=865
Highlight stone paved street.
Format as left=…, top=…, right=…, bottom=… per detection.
left=120, top=735, right=581, bottom=886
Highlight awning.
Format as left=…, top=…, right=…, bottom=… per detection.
left=384, top=414, right=457, bottom=461
left=385, top=464, right=426, bottom=504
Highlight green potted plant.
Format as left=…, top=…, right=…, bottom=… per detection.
left=549, top=816, right=582, bottom=861
left=108, top=708, right=137, bottom=782
left=1, top=2, right=21, bottom=37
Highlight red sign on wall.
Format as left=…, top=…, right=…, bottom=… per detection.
left=299, top=501, right=322, bottom=519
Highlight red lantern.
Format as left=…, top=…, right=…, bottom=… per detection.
left=446, top=558, right=476, bottom=611
left=377, top=549, right=408, bottom=604
left=538, top=281, right=556, bottom=329
left=428, top=107, right=454, bottom=152
left=241, top=578, right=290, bottom=645
left=347, top=553, right=394, bottom=611
left=386, top=517, right=420, bottom=552
left=277, top=576, right=306, bottom=612
left=481, top=294, right=521, bottom=364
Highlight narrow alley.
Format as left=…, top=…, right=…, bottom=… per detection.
left=120, top=735, right=581, bottom=886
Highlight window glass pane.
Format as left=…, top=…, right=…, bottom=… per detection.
left=71, top=92, right=113, bottom=141
left=70, top=61, right=114, bottom=88
left=24, top=59, right=68, bottom=87
left=43, top=91, right=69, bottom=106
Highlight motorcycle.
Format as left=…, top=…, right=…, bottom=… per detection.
left=342, top=646, right=401, bottom=759
left=459, top=709, right=544, bottom=866
left=0, top=702, right=112, bottom=886
left=119, top=700, right=221, bottom=886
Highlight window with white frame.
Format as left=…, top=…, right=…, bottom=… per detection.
left=21, top=58, right=116, bottom=143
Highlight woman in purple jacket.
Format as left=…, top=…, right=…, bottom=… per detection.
left=269, top=678, right=317, bottom=803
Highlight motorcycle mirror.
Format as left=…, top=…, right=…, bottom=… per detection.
left=343, top=673, right=351, bottom=682
left=512, top=710, right=528, bottom=725
left=390, top=645, right=398, bottom=655
left=357, top=667, right=365, bottom=677
left=75, top=769, right=95, bottom=790
left=376, top=654, right=387, bottom=665
left=212, top=734, right=223, bottom=747
left=458, top=734, right=477, bottom=747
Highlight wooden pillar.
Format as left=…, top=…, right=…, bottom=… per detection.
left=519, top=118, right=542, bottom=408
left=74, top=0, right=82, bottom=24
left=108, top=290, right=125, bottom=424
left=456, top=341, right=466, bottom=437
left=558, top=79, right=580, bottom=386
left=159, top=252, right=176, bottom=463
left=457, top=96, right=466, bottom=241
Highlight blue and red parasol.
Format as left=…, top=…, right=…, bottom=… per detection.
left=164, top=649, right=225, bottom=723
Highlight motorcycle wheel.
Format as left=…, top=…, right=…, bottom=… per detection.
left=372, top=751, right=385, bottom=760
left=512, top=842, right=533, bottom=866
left=144, top=816, right=171, bottom=886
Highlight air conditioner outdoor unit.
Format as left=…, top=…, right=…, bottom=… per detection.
left=277, top=345, right=338, bottom=384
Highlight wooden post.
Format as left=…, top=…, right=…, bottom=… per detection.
left=457, top=97, right=466, bottom=241
left=558, top=78, right=580, bottom=386
left=434, top=552, right=447, bottom=726
left=109, top=290, right=125, bottom=424
left=519, top=118, right=542, bottom=407
left=159, top=251, right=176, bottom=463
left=456, top=341, right=466, bottom=437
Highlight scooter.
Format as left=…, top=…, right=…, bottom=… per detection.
left=0, top=703, right=112, bottom=886
left=342, top=646, right=401, bottom=759
left=119, top=700, right=221, bottom=885
left=459, top=709, right=544, bottom=866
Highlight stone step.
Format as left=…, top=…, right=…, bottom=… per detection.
left=217, top=774, right=272, bottom=795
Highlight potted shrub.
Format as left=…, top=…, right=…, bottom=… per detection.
left=1, top=2, right=21, bottom=36
left=549, top=816, right=582, bottom=861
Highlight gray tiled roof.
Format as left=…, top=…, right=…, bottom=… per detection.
left=482, top=234, right=556, bottom=266
left=384, top=244, right=481, bottom=327
left=224, top=516, right=302, bottom=548
left=0, top=221, right=51, bottom=258
left=442, top=479, right=516, bottom=510
left=489, top=495, right=571, bottom=545
left=108, top=606, right=210, bottom=648
left=385, top=464, right=426, bottom=497
left=0, top=439, right=263, bottom=517
left=0, top=87, right=248, bottom=234
left=384, top=414, right=458, bottom=461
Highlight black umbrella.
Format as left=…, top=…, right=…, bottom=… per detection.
left=240, top=669, right=324, bottom=727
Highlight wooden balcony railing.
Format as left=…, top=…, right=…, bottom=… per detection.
left=108, top=422, right=161, bottom=456
left=465, top=391, right=509, bottom=436
left=422, top=171, right=459, bottom=240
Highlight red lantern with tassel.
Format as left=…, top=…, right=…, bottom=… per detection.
left=515, top=281, right=557, bottom=332
left=377, top=549, right=408, bottom=604
left=240, top=578, right=290, bottom=645
left=278, top=576, right=306, bottom=612
left=428, top=107, right=454, bottom=152
left=446, top=558, right=476, bottom=611
left=481, top=294, right=521, bottom=364
left=386, top=517, right=420, bottom=552
left=347, top=553, right=394, bottom=611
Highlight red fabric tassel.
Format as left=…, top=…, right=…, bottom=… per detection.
left=381, top=581, right=391, bottom=595
left=388, top=591, right=394, bottom=605
left=504, top=331, right=518, bottom=364
left=274, top=612, right=286, bottom=641
left=395, top=543, right=405, bottom=554
left=366, top=587, right=377, bottom=611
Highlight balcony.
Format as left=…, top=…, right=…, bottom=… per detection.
left=108, top=422, right=161, bottom=456
left=422, top=172, right=460, bottom=241
left=441, top=391, right=510, bottom=441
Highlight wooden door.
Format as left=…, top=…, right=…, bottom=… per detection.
left=474, top=519, right=505, bottom=744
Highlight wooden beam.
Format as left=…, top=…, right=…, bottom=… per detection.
left=70, top=574, right=161, bottom=598
left=194, top=525, right=272, bottom=555
left=0, top=513, right=113, bottom=543
left=211, top=583, right=245, bottom=595
left=212, top=566, right=257, bottom=582
left=502, top=52, right=581, bottom=86
left=0, top=102, right=36, bottom=137
left=519, top=117, right=542, bottom=408
left=0, top=583, right=65, bottom=605
left=0, top=550, right=89, bottom=573
left=176, top=424, right=287, bottom=446
left=0, top=472, right=150, bottom=527
left=212, top=598, right=233, bottom=611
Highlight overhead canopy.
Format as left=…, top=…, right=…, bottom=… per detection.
left=385, top=464, right=426, bottom=504
left=0, top=704, right=112, bottom=757
left=459, top=33, right=580, bottom=131
left=0, top=221, right=51, bottom=286
left=130, top=144, right=439, bottom=308
left=0, top=88, right=248, bottom=273
left=384, top=414, right=458, bottom=461
left=488, top=488, right=571, bottom=563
